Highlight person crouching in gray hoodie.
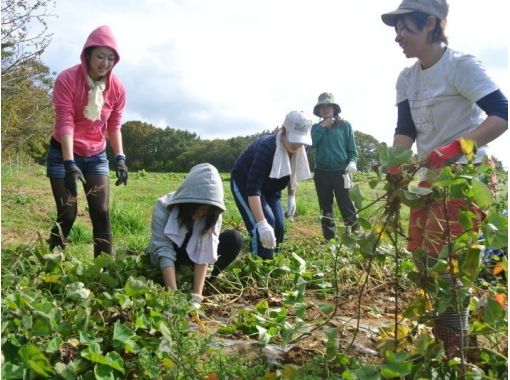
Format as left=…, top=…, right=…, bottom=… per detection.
left=147, top=163, right=242, bottom=309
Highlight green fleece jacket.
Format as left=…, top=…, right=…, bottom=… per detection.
left=311, top=119, right=357, bottom=171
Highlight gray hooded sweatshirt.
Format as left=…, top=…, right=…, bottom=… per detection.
left=147, top=163, right=225, bottom=269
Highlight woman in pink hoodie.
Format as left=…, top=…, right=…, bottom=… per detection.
left=46, top=25, right=127, bottom=256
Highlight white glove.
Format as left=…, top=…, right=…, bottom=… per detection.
left=256, top=219, right=277, bottom=249
left=190, top=293, right=204, bottom=310
left=343, top=174, right=352, bottom=189
left=345, top=161, right=357, bottom=174
left=287, top=194, right=296, bottom=217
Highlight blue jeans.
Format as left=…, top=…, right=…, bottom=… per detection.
left=46, top=138, right=109, bottom=178
left=230, top=178, right=284, bottom=259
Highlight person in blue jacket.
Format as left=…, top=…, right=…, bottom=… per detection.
left=231, top=111, right=313, bottom=259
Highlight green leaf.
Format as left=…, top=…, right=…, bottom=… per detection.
left=359, top=235, right=379, bottom=258
left=81, top=344, right=125, bottom=374
left=358, top=217, right=372, bottom=230
left=94, top=364, right=116, bottom=380
left=340, top=233, right=357, bottom=249
left=31, top=318, right=51, bottom=336
left=54, top=361, right=79, bottom=380
left=324, top=327, right=338, bottom=358
left=294, top=303, right=307, bottom=318
left=80, top=343, right=109, bottom=365
left=79, top=331, right=103, bottom=344
left=384, top=351, right=410, bottom=363
left=471, top=178, right=492, bottom=209
left=18, top=343, right=55, bottom=378
left=407, top=185, right=433, bottom=196
left=106, top=351, right=124, bottom=373
left=482, top=211, right=508, bottom=249
left=256, top=300, right=269, bottom=314
left=43, top=252, right=64, bottom=272
left=124, top=277, right=149, bottom=297
left=458, top=210, right=474, bottom=232
left=112, top=322, right=141, bottom=353
left=256, top=325, right=272, bottom=345
left=400, top=190, right=424, bottom=208
left=403, top=297, right=426, bottom=319
left=369, top=179, right=380, bottom=189
left=290, top=252, right=306, bottom=274
left=65, top=282, right=91, bottom=301
left=349, top=184, right=364, bottom=209
left=414, top=333, right=434, bottom=355
left=318, top=304, right=334, bottom=315
left=134, top=313, right=148, bottom=329
left=484, top=298, right=506, bottom=325
left=280, top=322, right=295, bottom=345
left=1, top=362, right=24, bottom=379
left=99, top=272, right=119, bottom=288
left=137, top=349, right=160, bottom=378
left=380, top=361, right=412, bottom=379
left=114, top=293, right=133, bottom=309
left=460, top=246, right=481, bottom=282
left=46, top=336, right=63, bottom=354
left=379, top=143, right=413, bottom=168
left=352, top=366, right=381, bottom=380
left=39, top=274, right=61, bottom=283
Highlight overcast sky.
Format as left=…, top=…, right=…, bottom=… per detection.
left=40, top=0, right=509, bottom=165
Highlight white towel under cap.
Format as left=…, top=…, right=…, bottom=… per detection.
left=269, top=130, right=311, bottom=189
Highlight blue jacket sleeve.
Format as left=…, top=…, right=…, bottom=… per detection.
left=245, top=141, right=274, bottom=196
left=394, top=100, right=417, bottom=140
left=476, top=89, right=508, bottom=121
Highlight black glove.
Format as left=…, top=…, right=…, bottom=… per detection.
left=64, top=160, right=86, bottom=196
left=115, top=155, right=128, bottom=186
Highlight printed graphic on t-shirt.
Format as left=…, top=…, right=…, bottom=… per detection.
left=409, top=88, right=435, bottom=134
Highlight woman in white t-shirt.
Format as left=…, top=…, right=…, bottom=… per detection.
left=381, top=0, right=507, bottom=359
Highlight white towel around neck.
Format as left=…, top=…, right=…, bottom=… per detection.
left=84, top=76, right=106, bottom=121
left=269, top=130, right=311, bottom=189
left=163, top=206, right=220, bottom=265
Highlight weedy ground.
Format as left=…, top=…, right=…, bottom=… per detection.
left=1, top=164, right=506, bottom=379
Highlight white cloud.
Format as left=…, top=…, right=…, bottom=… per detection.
left=41, top=0, right=509, bottom=164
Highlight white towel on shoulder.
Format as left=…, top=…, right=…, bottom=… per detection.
left=269, top=130, right=311, bottom=189
left=84, top=76, right=106, bottom=121
left=163, top=206, right=220, bottom=265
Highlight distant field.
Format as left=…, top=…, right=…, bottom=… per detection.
left=1, top=165, right=395, bottom=254
left=1, top=164, right=507, bottom=378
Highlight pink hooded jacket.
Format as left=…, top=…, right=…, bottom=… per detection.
left=52, top=25, right=126, bottom=157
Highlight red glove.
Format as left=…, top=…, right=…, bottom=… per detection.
left=426, top=140, right=462, bottom=169
left=387, top=165, right=400, bottom=174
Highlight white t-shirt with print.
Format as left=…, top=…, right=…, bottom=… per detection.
left=396, top=47, right=499, bottom=162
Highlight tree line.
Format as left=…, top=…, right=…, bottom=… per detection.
left=3, top=1, right=502, bottom=173
left=114, top=121, right=383, bottom=173
left=0, top=1, right=382, bottom=173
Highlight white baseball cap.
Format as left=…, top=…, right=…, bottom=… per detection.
left=283, top=111, right=313, bottom=146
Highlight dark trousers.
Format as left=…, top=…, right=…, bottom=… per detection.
left=231, top=178, right=284, bottom=259
left=48, top=176, right=112, bottom=256
left=313, top=169, right=358, bottom=240
left=174, top=229, right=243, bottom=277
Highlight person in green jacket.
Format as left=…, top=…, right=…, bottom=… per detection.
left=311, top=92, right=358, bottom=240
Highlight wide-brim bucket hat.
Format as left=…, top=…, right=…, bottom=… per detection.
left=381, top=0, right=449, bottom=27
left=313, top=92, right=341, bottom=117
